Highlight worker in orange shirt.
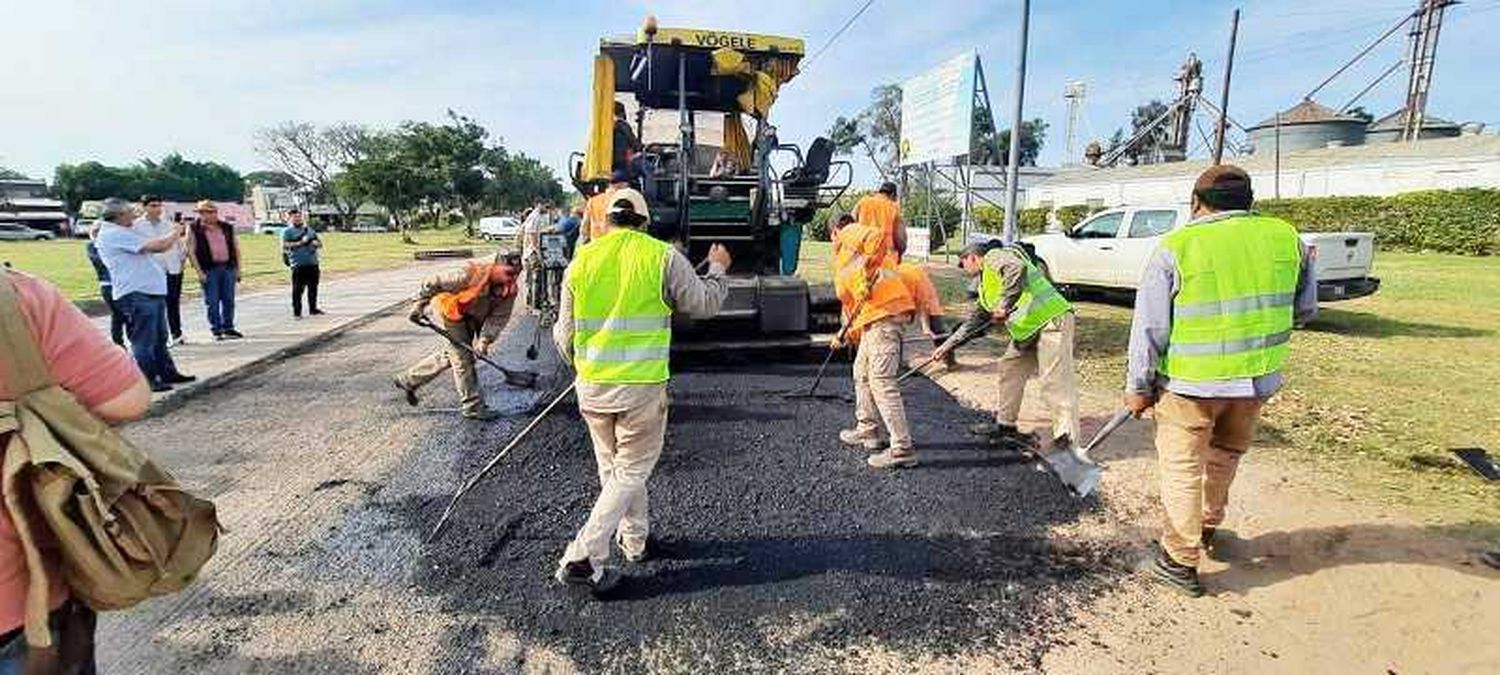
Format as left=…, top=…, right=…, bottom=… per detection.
left=832, top=213, right=918, bottom=469
left=852, top=181, right=907, bottom=261
left=833, top=212, right=953, bottom=370
left=895, top=261, right=957, bottom=368
left=579, top=170, right=631, bottom=246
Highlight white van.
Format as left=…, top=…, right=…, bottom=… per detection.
left=477, top=216, right=521, bottom=241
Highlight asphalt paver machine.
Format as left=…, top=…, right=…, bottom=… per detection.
left=567, top=19, right=852, bottom=347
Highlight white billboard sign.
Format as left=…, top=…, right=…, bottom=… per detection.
left=899, top=52, right=978, bottom=167
left=906, top=227, right=931, bottom=261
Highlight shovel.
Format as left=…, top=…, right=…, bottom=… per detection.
left=415, top=316, right=539, bottom=389
left=1040, top=409, right=1131, bottom=498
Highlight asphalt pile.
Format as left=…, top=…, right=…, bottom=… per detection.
left=397, top=359, right=1128, bottom=672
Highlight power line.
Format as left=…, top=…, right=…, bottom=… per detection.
left=802, top=0, right=877, bottom=70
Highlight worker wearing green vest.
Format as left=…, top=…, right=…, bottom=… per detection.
left=1126, top=165, right=1317, bottom=597
left=940, top=240, right=1080, bottom=459
left=552, top=188, right=731, bottom=594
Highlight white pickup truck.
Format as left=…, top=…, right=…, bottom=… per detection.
left=1017, top=205, right=1380, bottom=302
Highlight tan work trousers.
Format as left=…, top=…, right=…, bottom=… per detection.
left=1154, top=391, right=1263, bottom=566
left=995, top=312, right=1081, bottom=444
left=400, top=318, right=484, bottom=413
left=852, top=316, right=913, bottom=451
left=563, top=389, right=669, bottom=566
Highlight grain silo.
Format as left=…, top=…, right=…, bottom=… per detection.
left=1366, top=108, right=1462, bottom=143
left=1248, top=99, right=1367, bottom=154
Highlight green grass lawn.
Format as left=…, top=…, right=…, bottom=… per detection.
left=797, top=243, right=1500, bottom=528
left=0, top=228, right=476, bottom=306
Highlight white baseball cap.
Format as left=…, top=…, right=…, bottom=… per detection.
left=607, top=188, right=650, bottom=219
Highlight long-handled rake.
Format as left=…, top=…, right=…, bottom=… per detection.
left=426, top=381, right=576, bottom=543
left=782, top=295, right=867, bottom=402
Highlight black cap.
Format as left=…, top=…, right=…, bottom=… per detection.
left=878, top=181, right=898, bottom=196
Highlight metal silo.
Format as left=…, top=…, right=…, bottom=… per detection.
left=1248, top=99, right=1368, bottom=154
left=1366, top=108, right=1462, bottom=143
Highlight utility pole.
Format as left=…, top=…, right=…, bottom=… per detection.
left=1213, top=9, right=1240, bottom=165
left=1002, top=0, right=1031, bottom=244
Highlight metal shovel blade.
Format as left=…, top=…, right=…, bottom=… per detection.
left=1040, top=448, right=1104, bottom=498
left=1039, top=409, right=1132, bottom=498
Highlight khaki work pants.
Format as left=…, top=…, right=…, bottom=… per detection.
left=995, top=312, right=1081, bottom=444
left=852, top=316, right=913, bottom=451
left=563, top=389, right=669, bottom=566
left=1154, top=391, right=1263, bottom=566
left=400, top=318, right=484, bottom=413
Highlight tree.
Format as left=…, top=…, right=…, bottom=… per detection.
left=975, top=109, right=1048, bottom=167
left=51, top=155, right=243, bottom=211
left=244, top=170, right=299, bottom=188
left=826, top=85, right=903, bottom=180
left=0, top=167, right=28, bottom=180
left=336, top=133, right=438, bottom=244
left=254, top=122, right=373, bottom=225
left=1122, top=99, right=1171, bottom=165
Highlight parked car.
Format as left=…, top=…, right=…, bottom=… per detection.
left=256, top=221, right=287, bottom=236
left=1002, top=205, right=1379, bottom=302
left=346, top=221, right=395, bottom=233
left=0, top=222, right=56, bottom=241
left=478, top=216, right=521, bottom=241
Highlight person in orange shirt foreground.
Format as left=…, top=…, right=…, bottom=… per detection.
left=894, top=261, right=958, bottom=369
left=830, top=214, right=919, bottom=469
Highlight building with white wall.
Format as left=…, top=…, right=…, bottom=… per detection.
left=1025, top=134, right=1500, bottom=210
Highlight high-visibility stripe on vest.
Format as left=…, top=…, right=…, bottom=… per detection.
left=976, top=246, right=1072, bottom=342
left=833, top=222, right=914, bottom=337
left=569, top=228, right=673, bottom=384
left=1160, top=213, right=1302, bottom=382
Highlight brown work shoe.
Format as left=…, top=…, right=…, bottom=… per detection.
left=867, top=448, right=918, bottom=469
left=839, top=428, right=886, bottom=452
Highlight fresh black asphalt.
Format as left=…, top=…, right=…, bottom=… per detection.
left=395, top=356, right=1128, bottom=672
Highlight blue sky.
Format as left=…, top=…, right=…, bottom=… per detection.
left=4, top=0, right=1497, bottom=187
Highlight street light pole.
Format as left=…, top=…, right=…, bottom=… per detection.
left=1002, top=0, right=1031, bottom=244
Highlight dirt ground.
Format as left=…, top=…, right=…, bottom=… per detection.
left=925, top=346, right=1500, bottom=675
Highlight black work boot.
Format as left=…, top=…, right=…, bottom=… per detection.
left=1145, top=542, right=1205, bottom=597
left=392, top=376, right=419, bottom=407
left=553, top=559, right=621, bottom=595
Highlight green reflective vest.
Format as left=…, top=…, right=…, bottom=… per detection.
left=977, top=246, right=1072, bottom=342
left=1161, top=213, right=1302, bottom=382
left=569, top=228, right=674, bottom=384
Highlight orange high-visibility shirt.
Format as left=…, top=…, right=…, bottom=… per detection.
left=853, top=194, right=901, bottom=255
left=833, top=222, right=914, bottom=340
left=897, top=263, right=943, bottom=318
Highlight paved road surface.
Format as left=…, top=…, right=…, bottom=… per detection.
left=100, top=309, right=1122, bottom=673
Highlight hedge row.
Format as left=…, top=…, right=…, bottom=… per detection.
left=1255, top=188, right=1499, bottom=256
